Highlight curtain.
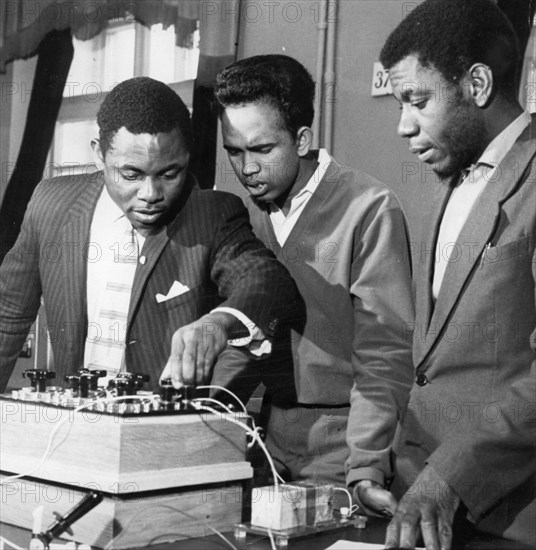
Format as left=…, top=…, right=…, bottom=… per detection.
left=0, top=0, right=201, bottom=71
left=0, top=0, right=239, bottom=262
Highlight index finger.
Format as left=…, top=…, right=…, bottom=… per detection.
left=168, top=332, right=186, bottom=389
left=179, top=333, right=198, bottom=385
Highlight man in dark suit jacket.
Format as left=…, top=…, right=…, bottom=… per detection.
left=377, top=1, right=536, bottom=548
left=0, top=77, right=300, bottom=394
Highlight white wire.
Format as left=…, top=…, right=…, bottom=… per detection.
left=197, top=384, right=249, bottom=416
left=192, top=397, right=235, bottom=415
left=104, top=502, right=239, bottom=550
left=333, top=486, right=359, bottom=516
left=206, top=525, right=239, bottom=550
left=194, top=387, right=286, bottom=483
left=0, top=536, right=25, bottom=550
left=267, top=528, right=277, bottom=550
left=191, top=402, right=282, bottom=488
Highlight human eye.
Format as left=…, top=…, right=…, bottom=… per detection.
left=225, top=147, right=240, bottom=157
left=121, top=171, right=141, bottom=181
left=411, top=97, right=428, bottom=109
left=161, top=170, right=181, bottom=181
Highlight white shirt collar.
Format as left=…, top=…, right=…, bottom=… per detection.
left=269, top=148, right=332, bottom=213
left=97, top=184, right=127, bottom=225
left=479, top=111, right=531, bottom=168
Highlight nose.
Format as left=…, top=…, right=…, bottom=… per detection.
left=137, top=177, right=162, bottom=203
left=397, top=105, right=418, bottom=138
left=241, top=156, right=261, bottom=178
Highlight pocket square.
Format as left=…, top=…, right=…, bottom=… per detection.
left=156, top=281, right=190, bottom=303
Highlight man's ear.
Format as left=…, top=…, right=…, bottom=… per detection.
left=296, top=126, right=314, bottom=157
left=468, top=63, right=493, bottom=108
left=91, top=138, right=105, bottom=165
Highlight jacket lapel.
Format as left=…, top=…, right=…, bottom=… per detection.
left=280, top=158, right=339, bottom=249
left=127, top=226, right=170, bottom=326
left=61, top=174, right=104, bottom=345
left=127, top=177, right=197, bottom=326
left=414, top=183, right=451, bottom=341
left=249, top=198, right=281, bottom=255
left=416, top=119, right=536, bottom=367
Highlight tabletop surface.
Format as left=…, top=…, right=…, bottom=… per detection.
left=1, top=516, right=533, bottom=550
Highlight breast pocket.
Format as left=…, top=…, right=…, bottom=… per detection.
left=154, top=283, right=204, bottom=315
left=481, top=236, right=532, bottom=269
left=479, top=236, right=535, bottom=299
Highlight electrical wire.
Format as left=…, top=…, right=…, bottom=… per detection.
left=192, top=397, right=235, bottom=415
left=333, top=486, right=359, bottom=516
left=197, top=385, right=249, bottom=416
left=190, top=401, right=282, bottom=488
left=267, top=528, right=277, bottom=550
left=0, top=536, right=25, bottom=550
left=103, top=502, right=239, bottom=550
left=192, top=388, right=285, bottom=485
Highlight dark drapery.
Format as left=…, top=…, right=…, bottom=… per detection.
left=0, top=29, right=73, bottom=261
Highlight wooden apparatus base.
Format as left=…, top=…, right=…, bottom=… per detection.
left=0, top=474, right=246, bottom=548
left=0, top=396, right=253, bottom=548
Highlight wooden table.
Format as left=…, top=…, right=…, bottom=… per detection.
left=2, top=516, right=533, bottom=549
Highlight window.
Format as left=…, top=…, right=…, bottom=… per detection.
left=48, top=20, right=199, bottom=178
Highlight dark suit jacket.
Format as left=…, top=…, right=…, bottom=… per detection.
left=393, top=117, right=536, bottom=546
left=0, top=172, right=301, bottom=392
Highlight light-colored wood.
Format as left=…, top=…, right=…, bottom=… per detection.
left=0, top=474, right=245, bottom=549
left=0, top=398, right=252, bottom=491
left=0, top=397, right=253, bottom=548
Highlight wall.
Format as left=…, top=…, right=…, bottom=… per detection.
left=3, top=1, right=435, bottom=239
left=214, top=0, right=435, bottom=242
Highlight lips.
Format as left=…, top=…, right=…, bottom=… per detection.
left=410, top=146, right=434, bottom=163
left=244, top=181, right=268, bottom=196
left=132, top=208, right=165, bottom=221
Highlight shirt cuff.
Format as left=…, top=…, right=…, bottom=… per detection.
left=346, top=466, right=386, bottom=489
left=210, top=307, right=271, bottom=357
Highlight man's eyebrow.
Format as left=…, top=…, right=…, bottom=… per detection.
left=399, top=87, right=429, bottom=102
left=158, top=163, right=184, bottom=173
left=223, top=141, right=276, bottom=151
left=119, top=163, right=143, bottom=171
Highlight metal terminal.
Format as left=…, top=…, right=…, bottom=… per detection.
left=23, top=369, right=55, bottom=393
left=176, top=385, right=194, bottom=409
left=114, top=372, right=150, bottom=394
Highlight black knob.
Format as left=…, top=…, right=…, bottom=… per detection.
left=78, top=369, right=107, bottom=391
left=116, top=372, right=150, bottom=392
left=108, top=378, right=134, bottom=396
left=159, top=378, right=175, bottom=402
left=64, top=374, right=81, bottom=392
left=23, top=369, right=55, bottom=392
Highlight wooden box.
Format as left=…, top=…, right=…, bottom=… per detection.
left=0, top=397, right=252, bottom=548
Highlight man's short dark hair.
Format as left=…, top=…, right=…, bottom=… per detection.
left=380, top=0, right=520, bottom=98
left=215, top=54, right=315, bottom=137
left=97, top=76, right=192, bottom=155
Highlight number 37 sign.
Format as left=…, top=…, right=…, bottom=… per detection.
left=371, top=61, right=393, bottom=97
